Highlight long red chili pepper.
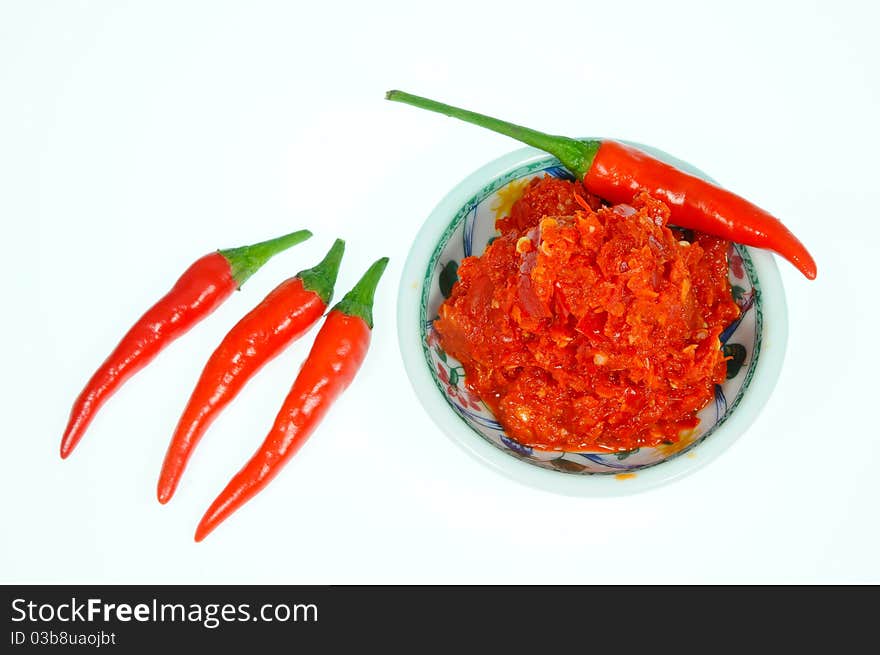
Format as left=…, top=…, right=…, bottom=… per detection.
left=59, top=229, right=312, bottom=459
left=157, top=239, right=345, bottom=504
left=386, top=90, right=817, bottom=280
left=194, top=256, right=389, bottom=541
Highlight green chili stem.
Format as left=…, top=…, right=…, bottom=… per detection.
left=385, top=90, right=600, bottom=179
left=297, top=239, right=345, bottom=306
left=220, top=229, right=312, bottom=288
left=333, top=257, right=389, bottom=329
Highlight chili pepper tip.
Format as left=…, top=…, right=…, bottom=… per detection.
left=61, top=409, right=88, bottom=459
left=194, top=524, right=209, bottom=543
left=795, top=252, right=817, bottom=280
left=156, top=487, right=171, bottom=506
left=194, top=497, right=232, bottom=542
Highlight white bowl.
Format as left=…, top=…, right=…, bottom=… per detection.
left=397, top=142, right=788, bottom=495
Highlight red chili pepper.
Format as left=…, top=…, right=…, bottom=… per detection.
left=59, top=229, right=312, bottom=459
left=194, top=256, right=389, bottom=541
left=386, top=90, right=817, bottom=280
left=157, top=239, right=345, bottom=504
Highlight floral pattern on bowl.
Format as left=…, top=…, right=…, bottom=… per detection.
left=419, top=157, right=762, bottom=475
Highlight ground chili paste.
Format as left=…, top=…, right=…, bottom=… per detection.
left=435, top=176, right=740, bottom=452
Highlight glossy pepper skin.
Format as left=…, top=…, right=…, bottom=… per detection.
left=157, top=239, right=345, bottom=504
left=385, top=90, right=817, bottom=280
left=59, top=229, right=312, bottom=459
left=194, top=256, right=389, bottom=542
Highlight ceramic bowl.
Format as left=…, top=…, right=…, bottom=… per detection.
left=397, top=142, right=788, bottom=495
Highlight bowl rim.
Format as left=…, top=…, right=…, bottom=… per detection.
left=397, top=142, right=788, bottom=496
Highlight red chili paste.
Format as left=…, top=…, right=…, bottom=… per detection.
left=435, top=176, right=740, bottom=452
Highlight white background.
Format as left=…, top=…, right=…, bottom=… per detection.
left=2, top=1, right=878, bottom=583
